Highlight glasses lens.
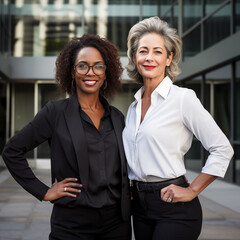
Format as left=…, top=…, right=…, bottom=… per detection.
left=93, top=64, right=106, bottom=75
left=76, top=64, right=89, bottom=75
left=75, top=64, right=106, bottom=75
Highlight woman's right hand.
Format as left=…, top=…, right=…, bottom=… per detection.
left=43, top=178, right=82, bottom=201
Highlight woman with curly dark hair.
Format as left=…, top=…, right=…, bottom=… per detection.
left=2, top=34, right=131, bottom=239
left=56, top=34, right=123, bottom=98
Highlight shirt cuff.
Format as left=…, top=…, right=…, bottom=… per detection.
left=201, top=154, right=232, bottom=178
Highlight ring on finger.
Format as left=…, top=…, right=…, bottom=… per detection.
left=64, top=187, right=68, bottom=192
left=167, top=197, right=172, bottom=203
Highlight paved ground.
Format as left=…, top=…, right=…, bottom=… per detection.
left=0, top=169, right=240, bottom=240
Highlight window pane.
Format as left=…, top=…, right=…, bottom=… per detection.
left=183, top=0, right=202, bottom=32
left=236, top=0, right=240, bottom=32
left=0, top=82, right=6, bottom=153
left=11, top=1, right=83, bottom=56
left=185, top=140, right=202, bottom=172
left=159, top=0, right=172, bottom=16
left=162, top=9, right=171, bottom=25
left=14, top=83, right=34, bottom=158
left=235, top=144, right=240, bottom=185
left=1, top=0, right=11, bottom=56
left=159, top=0, right=172, bottom=24
left=205, top=0, right=225, bottom=16
left=84, top=1, right=139, bottom=56
left=236, top=60, right=240, bottom=141
left=37, top=84, right=66, bottom=158
left=14, top=83, right=34, bottom=134
left=183, top=26, right=201, bottom=59
left=172, top=3, right=178, bottom=30
left=183, top=76, right=202, bottom=99
left=38, top=83, right=65, bottom=110
left=10, top=1, right=141, bottom=56
left=204, top=3, right=231, bottom=49
left=142, top=0, right=161, bottom=18
left=109, top=82, right=141, bottom=116
left=206, top=65, right=231, bottom=138
left=214, top=83, right=230, bottom=137
left=141, top=0, right=178, bottom=30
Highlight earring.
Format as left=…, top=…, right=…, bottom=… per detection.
left=72, top=78, right=75, bottom=88
left=102, top=80, right=107, bottom=90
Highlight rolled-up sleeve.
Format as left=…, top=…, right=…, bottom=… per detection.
left=181, top=89, right=234, bottom=178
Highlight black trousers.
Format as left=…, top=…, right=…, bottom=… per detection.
left=49, top=204, right=131, bottom=240
left=132, top=177, right=202, bottom=240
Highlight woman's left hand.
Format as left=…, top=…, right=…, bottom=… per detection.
left=161, top=173, right=218, bottom=203
left=160, top=184, right=197, bottom=203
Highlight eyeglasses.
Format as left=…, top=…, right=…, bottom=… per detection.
left=74, top=64, right=106, bottom=76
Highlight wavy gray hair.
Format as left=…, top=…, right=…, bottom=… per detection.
left=127, top=16, right=182, bottom=82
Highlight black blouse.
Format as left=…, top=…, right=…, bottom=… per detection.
left=79, top=97, right=121, bottom=208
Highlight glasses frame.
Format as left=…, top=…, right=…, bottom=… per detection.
left=74, top=64, right=107, bottom=76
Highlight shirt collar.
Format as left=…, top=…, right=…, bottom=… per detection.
left=154, top=76, right=172, bottom=99
left=134, top=76, right=173, bottom=103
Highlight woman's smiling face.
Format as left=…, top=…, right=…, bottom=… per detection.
left=135, top=32, right=172, bottom=83
left=73, top=47, right=106, bottom=96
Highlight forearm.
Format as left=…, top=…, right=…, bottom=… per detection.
left=2, top=140, right=50, bottom=201
left=189, top=172, right=218, bottom=197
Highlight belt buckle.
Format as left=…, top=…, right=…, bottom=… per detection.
left=136, top=182, right=141, bottom=191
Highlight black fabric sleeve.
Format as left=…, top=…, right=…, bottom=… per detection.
left=2, top=101, right=55, bottom=201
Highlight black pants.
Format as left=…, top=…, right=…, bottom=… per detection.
left=49, top=204, right=131, bottom=240
left=132, top=177, right=202, bottom=240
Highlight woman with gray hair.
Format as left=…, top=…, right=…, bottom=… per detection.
left=123, top=16, right=233, bottom=240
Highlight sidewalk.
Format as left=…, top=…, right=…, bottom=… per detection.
left=186, top=171, right=240, bottom=240
left=0, top=169, right=240, bottom=240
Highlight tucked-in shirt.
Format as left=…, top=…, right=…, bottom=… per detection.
left=80, top=97, right=121, bottom=207
left=122, top=76, right=234, bottom=182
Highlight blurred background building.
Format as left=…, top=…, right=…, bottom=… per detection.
left=0, top=0, right=239, bottom=184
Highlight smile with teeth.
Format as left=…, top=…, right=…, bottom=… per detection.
left=83, top=80, right=97, bottom=86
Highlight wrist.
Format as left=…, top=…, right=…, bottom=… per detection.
left=187, top=185, right=199, bottom=199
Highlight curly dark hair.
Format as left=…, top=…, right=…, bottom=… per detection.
left=55, top=34, right=123, bottom=98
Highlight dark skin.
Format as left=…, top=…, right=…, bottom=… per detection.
left=43, top=178, right=82, bottom=201
left=73, top=46, right=106, bottom=130
left=43, top=47, right=106, bottom=201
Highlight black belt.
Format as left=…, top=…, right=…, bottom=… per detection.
left=133, top=176, right=187, bottom=192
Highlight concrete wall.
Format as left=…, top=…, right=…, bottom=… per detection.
left=178, top=31, right=240, bottom=81
left=1, top=31, right=240, bottom=82
left=1, top=55, right=130, bottom=81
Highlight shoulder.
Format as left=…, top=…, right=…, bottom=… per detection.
left=170, top=84, right=193, bottom=94
left=44, top=97, right=73, bottom=113
left=47, top=97, right=69, bottom=108
left=34, top=98, right=70, bottom=122
left=170, top=84, right=197, bottom=101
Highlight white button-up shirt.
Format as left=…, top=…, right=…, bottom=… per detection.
left=122, top=76, right=234, bottom=181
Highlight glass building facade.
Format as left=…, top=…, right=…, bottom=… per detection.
left=0, top=0, right=239, bottom=184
